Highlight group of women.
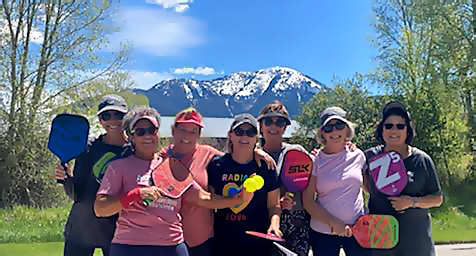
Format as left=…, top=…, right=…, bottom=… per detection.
left=56, top=94, right=443, bottom=256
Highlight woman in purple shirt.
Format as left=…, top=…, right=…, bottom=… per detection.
left=303, top=107, right=370, bottom=256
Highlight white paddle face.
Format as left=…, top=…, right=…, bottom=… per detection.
left=369, top=151, right=408, bottom=196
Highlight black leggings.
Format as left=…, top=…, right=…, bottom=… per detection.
left=309, top=229, right=371, bottom=256
left=109, top=243, right=189, bottom=256
left=64, top=240, right=110, bottom=256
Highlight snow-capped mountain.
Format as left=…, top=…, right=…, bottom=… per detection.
left=133, top=66, right=325, bottom=117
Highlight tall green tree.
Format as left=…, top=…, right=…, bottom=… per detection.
left=371, top=0, right=473, bottom=185
left=0, top=0, right=131, bottom=207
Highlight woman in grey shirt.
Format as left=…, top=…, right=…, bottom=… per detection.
left=364, top=101, right=443, bottom=256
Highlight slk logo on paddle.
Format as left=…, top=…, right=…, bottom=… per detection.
left=368, top=151, right=407, bottom=196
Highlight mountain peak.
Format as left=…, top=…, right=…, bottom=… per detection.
left=134, top=67, right=325, bottom=118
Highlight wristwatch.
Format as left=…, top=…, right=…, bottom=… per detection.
left=412, top=198, right=418, bottom=208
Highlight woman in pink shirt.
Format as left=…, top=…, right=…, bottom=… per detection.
left=159, top=107, right=276, bottom=256
left=303, top=107, right=370, bottom=256
left=94, top=107, right=244, bottom=256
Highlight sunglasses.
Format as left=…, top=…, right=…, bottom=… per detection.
left=234, top=127, right=257, bottom=137
left=384, top=123, right=406, bottom=130
left=263, top=117, right=287, bottom=128
left=322, top=121, right=346, bottom=133
left=100, top=111, right=125, bottom=121
left=133, top=126, right=158, bottom=137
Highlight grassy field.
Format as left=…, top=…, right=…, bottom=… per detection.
left=0, top=203, right=475, bottom=255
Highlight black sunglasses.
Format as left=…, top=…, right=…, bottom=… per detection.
left=100, top=111, right=125, bottom=121
left=263, top=117, right=287, bottom=128
left=384, top=123, right=406, bottom=130
left=234, top=127, right=257, bottom=137
left=133, top=126, right=158, bottom=136
left=322, top=121, right=346, bottom=133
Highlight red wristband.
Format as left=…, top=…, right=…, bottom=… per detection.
left=120, top=188, right=142, bottom=208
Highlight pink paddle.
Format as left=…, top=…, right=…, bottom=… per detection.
left=368, top=151, right=408, bottom=196
left=245, top=231, right=285, bottom=242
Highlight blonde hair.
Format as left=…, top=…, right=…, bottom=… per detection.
left=316, top=121, right=356, bottom=145
left=259, top=100, right=289, bottom=118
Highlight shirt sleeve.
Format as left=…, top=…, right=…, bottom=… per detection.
left=261, top=162, right=281, bottom=192
left=422, top=154, right=442, bottom=196
left=311, top=154, right=319, bottom=177
left=97, top=162, right=123, bottom=197
left=69, top=147, right=92, bottom=201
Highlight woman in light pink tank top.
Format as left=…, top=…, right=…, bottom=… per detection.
left=303, top=107, right=370, bottom=256
left=94, top=107, right=244, bottom=256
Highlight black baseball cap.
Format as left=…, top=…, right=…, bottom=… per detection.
left=231, top=113, right=259, bottom=133
left=257, top=111, right=291, bottom=125
left=97, top=95, right=128, bottom=115
left=382, top=101, right=411, bottom=120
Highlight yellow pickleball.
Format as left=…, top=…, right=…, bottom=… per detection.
left=252, top=175, right=264, bottom=190
left=243, top=178, right=257, bottom=192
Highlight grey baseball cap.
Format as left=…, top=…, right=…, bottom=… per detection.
left=230, top=113, right=259, bottom=133
left=320, top=107, right=351, bottom=127
left=97, top=94, right=128, bottom=115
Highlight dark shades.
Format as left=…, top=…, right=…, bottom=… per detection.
left=234, top=127, right=257, bottom=137
left=100, top=111, right=125, bottom=121
left=262, top=117, right=287, bottom=128
left=322, top=121, right=346, bottom=133
left=133, top=126, right=158, bottom=137
left=384, top=123, right=406, bottom=130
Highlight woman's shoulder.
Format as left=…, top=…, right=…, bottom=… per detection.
left=409, top=147, right=433, bottom=161
left=363, top=145, right=385, bottom=158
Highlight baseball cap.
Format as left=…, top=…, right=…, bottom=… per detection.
left=230, top=113, right=259, bottom=133
left=129, top=114, right=160, bottom=131
left=97, top=95, right=128, bottom=115
left=257, top=111, right=291, bottom=125
left=175, top=111, right=205, bottom=128
left=320, top=107, right=351, bottom=127
left=382, top=100, right=411, bottom=120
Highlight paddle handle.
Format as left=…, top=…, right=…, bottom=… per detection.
left=56, top=162, right=70, bottom=184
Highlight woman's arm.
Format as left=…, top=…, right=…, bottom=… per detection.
left=267, top=188, right=282, bottom=228
left=185, top=186, right=242, bottom=209
left=94, top=194, right=123, bottom=217
left=388, top=194, right=443, bottom=211
left=303, top=176, right=338, bottom=225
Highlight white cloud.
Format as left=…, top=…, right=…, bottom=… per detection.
left=130, top=70, right=174, bottom=90
left=173, top=67, right=216, bottom=75
left=145, top=0, right=193, bottom=12
left=109, top=7, right=204, bottom=56
left=0, top=19, right=44, bottom=45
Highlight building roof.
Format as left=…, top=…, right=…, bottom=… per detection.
left=158, top=116, right=302, bottom=138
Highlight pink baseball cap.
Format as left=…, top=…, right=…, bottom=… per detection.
left=129, top=115, right=159, bottom=131
left=175, top=111, right=204, bottom=128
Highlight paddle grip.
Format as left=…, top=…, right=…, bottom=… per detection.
left=56, top=163, right=69, bottom=184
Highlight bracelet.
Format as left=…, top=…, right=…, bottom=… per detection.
left=412, top=198, right=418, bottom=208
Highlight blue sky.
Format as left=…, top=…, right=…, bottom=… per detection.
left=110, top=0, right=377, bottom=89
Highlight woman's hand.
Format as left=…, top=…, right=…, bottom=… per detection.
left=280, top=193, right=296, bottom=210
left=267, top=223, right=283, bottom=238
left=139, top=186, right=163, bottom=202
left=388, top=195, right=414, bottom=212
left=330, top=219, right=352, bottom=237
left=55, top=162, right=72, bottom=180
left=254, top=148, right=277, bottom=170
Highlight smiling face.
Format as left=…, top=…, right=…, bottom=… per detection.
left=131, top=119, right=160, bottom=156
left=229, top=123, right=258, bottom=152
left=382, top=115, right=407, bottom=146
left=99, top=110, right=125, bottom=135
left=321, top=119, right=348, bottom=146
left=172, top=123, right=200, bottom=150
left=260, top=116, right=287, bottom=141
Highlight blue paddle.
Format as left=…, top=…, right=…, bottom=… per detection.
left=48, top=113, right=90, bottom=184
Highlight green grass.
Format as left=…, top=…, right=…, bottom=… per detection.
left=0, top=205, right=70, bottom=243
left=432, top=207, right=476, bottom=244
left=0, top=242, right=103, bottom=256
